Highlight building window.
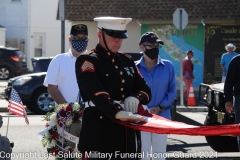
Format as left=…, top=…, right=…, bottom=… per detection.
left=34, top=34, right=45, bottom=57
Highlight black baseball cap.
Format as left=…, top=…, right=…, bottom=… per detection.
left=70, top=24, right=88, bottom=36
left=139, top=32, right=164, bottom=45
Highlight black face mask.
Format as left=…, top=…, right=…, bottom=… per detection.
left=145, top=48, right=159, bottom=60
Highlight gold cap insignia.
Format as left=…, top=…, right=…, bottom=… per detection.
left=121, top=20, right=126, bottom=25
left=151, top=35, right=157, bottom=38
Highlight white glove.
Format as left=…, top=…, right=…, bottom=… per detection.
left=115, top=111, right=145, bottom=122
left=124, top=96, right=139, bottom=113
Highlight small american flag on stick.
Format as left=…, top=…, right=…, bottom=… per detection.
left=8, top=88, right=29, bottom=125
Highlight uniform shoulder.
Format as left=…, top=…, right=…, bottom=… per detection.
left=118, top=52, right=134, bottom=60
left=77, top=50, right=98, bottom=62
left=232, top=54, right=240, bottom=61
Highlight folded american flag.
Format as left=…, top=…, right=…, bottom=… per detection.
left=8, top=88, right=29, bottom=125
left=117, top=105, right=240, bottom=136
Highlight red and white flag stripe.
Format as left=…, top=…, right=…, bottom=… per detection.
left=117, top=105, right=240, bottom=136
left=8, top=88, right=29, bottom=125
left=8, top=101, right=25, bottom=117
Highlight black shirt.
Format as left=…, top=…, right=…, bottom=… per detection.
left=224, top=54, right=240, bottom=102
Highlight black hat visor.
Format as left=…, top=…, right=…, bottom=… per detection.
left=103, top=28, right=128, bottom=39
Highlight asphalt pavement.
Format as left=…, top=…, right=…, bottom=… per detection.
left=3, top=80, right=240, bottom=159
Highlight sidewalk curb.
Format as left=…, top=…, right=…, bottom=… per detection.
left=176, top=105, right=208, bottom=112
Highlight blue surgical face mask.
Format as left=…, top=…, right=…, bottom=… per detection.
left=71, top=40, right=88, bottom=52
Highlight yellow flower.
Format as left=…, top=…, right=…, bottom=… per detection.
left=59, top=103, right=68, bottom=108
left=65, top=119, right=73, bottom=126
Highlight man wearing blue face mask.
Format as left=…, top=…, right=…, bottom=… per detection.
left=43, top=24, right=89, bottom=150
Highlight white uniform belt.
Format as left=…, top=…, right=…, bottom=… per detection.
left=84, top=100, right=149, bottom=111
left=85, top=100, right=124, bottom=108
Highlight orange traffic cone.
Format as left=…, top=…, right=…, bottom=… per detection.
left=187, top=83, right=197, bottom=106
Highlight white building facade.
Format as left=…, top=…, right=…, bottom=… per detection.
left=0, top=0, right=71, bottom=70
left=0, top=25, right=6, bottom=46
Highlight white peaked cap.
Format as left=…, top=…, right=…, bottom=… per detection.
left=94, top=17, right=132, bottom=31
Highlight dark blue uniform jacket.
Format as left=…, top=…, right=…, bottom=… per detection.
left=75, top=44, right=151, bottom=154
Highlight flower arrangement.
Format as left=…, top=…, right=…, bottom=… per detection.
left=39, top=102, right=84, bottom=159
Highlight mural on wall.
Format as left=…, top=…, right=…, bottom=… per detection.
left=204, top=24, right=240, bottom=84
left=141, top=24, right=204, bottom=87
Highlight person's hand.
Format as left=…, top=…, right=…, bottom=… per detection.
left=124, top=96, right=139, bottom=113
left=150, top=106, right=162, bottom=115
left=225, top=102, right=234, bottom=113
left=115, top=111, right=145, bottom=122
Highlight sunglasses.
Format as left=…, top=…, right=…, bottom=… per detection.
left=144, top=44, right=162, bottom=49
left=71, top=35, right=88, bottom=41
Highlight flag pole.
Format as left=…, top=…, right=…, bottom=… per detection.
left=6, top=112, right=10, bottom=137
left=6, top=88, right=13, bottom=137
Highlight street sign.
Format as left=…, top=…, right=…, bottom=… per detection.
left=172, top=8, right=188, bottom=106
left=173, top=8, right=188, bottom=30
left=59, top=0, right=65, bottom=21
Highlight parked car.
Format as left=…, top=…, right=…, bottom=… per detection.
left=4, top=72, right=55, bottom=114
left=0, top=46, right=28, bottom=80
left=199, top=83, right=238, bottom=152
left=4, top=52, right=143, bottom=114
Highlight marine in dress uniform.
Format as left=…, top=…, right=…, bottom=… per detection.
left=75, top=17, right=151, bottom=159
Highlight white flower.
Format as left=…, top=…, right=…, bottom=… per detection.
left=72, top=102, right=80, bottom=111
left=49, top=113, right=57, bottom=122
left=47, top=139, right=56, bottom=148
left=65, top=119, right=73, bottom=126
left=45, top=132, right=51, bottom=139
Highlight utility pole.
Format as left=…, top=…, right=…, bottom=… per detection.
left=59, top=0, right=65, bottom=53
left=173, top=8, right=188, bottom=106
